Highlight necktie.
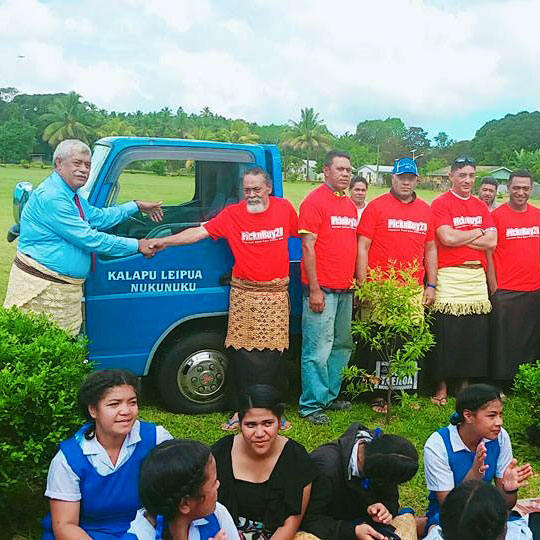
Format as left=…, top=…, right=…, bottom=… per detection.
left=74, top=193, right=95, bottom=272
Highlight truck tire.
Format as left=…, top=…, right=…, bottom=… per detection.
left=156, top=332, right=230, bottom=414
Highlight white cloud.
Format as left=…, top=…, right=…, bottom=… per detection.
left=1, top=0, right=540, bottom=138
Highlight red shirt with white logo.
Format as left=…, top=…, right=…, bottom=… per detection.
left=203, top=196, right=298, bottom=281
left=492, top=203, right=540, bottom=291
left=431, top=191, right=495, bottom=269
left=299, top=184, right=359, bottom=289
left=358, top=192, right=434, bottom=284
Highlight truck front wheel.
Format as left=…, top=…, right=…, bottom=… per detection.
left=156, top=332, right=230, bottom=414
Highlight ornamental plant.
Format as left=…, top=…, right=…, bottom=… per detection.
left=343, top=264, right=435, bottom=424
left=0, top=307, right=90, bottom=522
left=514, top=360, right=540, bottom=437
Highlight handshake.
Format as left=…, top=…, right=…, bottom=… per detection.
left=137, top=238, right=167, bottom=258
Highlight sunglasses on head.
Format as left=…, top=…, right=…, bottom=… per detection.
left=453, top=156, right=476, bottom=166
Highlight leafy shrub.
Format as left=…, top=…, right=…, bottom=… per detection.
left=514, top=360, right=540, bottom=426
left=19, top=159, right=30, bottom=168
left=344, top=264, right=434, bottom=423
left=150, top=160, right=167, bottom=176
left=0, top=307, right=91, bottom=504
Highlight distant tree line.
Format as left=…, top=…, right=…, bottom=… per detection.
left=1, top=87, right=539, bottom=180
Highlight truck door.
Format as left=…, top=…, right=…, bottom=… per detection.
left=84, top=143, right=267, bottom=412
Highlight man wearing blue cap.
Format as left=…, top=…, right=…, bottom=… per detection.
left=356, top=157, right=437, bottom=411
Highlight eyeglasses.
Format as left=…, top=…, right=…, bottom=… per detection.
left=453, top=156, right=476, bottom=166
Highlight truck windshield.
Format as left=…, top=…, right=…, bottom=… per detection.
left=79, top=144, right=110, bottom=199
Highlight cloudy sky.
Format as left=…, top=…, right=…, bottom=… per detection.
left=2, top=0, right=540, bottom=140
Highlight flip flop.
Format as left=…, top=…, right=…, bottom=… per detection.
left=221, top=417, right=239, bottom=431
left=430, top=395, right=448, bottom=406
left=371, top=398, right=388, bottom=414
left=280, top=417, right=292, bottom=432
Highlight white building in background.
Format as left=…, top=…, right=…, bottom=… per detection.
left=357, top=164, right=393, bottom=186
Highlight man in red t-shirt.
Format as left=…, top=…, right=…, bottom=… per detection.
left=429, top=156, right=497, bottom=405
left=355, top=157, right=437, bottom=410
left=298, top=150, right=358, bottom=425
left=150, top=166, right=298, bottom=429
left=487, top=170, right=540, bottom=382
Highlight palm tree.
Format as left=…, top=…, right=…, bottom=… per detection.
left=281, top=108, right=332, bottom=180
left=41, top=92, right=96, bottom=148
left=217, top=120, right=260, bottom=144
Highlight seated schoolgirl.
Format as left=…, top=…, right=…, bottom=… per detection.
left=42, top=369, right=172, bottom=540
left=301, top=422, right=419, bottom=540
left=123, top=439, right=238, bottom=540
left=424, top=480, right=532, bottom=540
left=211, top=384, right=315, bottom=539
left=424, top=384, right=533, bottom=534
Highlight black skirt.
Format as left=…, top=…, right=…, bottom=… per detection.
left=490, top=289, right=540, bottom=380
left=227, top=348, right=285, bottom=408
left=427, top=312, right=489, bottom=380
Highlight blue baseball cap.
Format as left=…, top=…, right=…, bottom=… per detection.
left=392, top=157, right=418, bottom=176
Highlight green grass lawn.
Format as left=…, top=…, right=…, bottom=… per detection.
left=2, top=164, right=540, bottom=538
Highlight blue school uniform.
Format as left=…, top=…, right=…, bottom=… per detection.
left=426, top=426, right=500, bottom=528
left=42, top=421, right=157, bottom=540
left=122, top=511, right=221, bottom=540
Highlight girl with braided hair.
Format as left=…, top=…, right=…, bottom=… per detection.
left=42, top=369, right=172, bottom=540
left=123, top=439, right=237, bottom=539
left=423, top=384, right=533, bottom=538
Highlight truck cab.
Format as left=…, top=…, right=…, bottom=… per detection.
left=9, top=137, right=302, bottom=413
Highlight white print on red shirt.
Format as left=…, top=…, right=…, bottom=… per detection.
left=452, top=215, right=482, bottom=228
left=330, top=215, right=358, bottom=229
left=506, top=226, right=540, bottom=239
left=241, top=227, right=284, bottom=243
left=387, top=218, right=428, bottom=234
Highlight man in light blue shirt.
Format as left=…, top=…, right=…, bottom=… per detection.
left=4, top=139, right=162, bottom=335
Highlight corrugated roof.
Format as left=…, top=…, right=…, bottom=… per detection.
left=427, top=165, right=512, bottom=176
left=359, top=165, right=394, bottom=173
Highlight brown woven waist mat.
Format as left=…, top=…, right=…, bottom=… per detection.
left=14, top=256, right=70, bottom=285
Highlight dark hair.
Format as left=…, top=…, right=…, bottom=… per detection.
left=77, top=369, right=140, bottom=439
left=242, top=166, right=273, bottom=188
left=350, top=175, right=368, bottom=189
left=450, top=384, right=502, bottom=426
left=451, top=155, right=476, bottom=172
left=509, top=169, right=533, bottom=185
left=324, top=150, right=350, bottom=167
left=238, top=384, right=285, bottom=423
left=139, top=439, right=211, bottom=521
left=440, top=480, right=507, bottom=540
left=480, top=176, right=498, bottom=188
left=363, top=433, right=419, bottom=484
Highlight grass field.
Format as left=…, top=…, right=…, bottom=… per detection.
left=2, top=164, right=540, bottom=538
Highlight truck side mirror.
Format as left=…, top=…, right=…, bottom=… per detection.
left=13, top=181, right=33, bottom=224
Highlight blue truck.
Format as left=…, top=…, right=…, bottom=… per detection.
left=9, top=137, right=303, bottom=413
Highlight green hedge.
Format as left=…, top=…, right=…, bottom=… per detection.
left=0, top=307, right=91, bottom=509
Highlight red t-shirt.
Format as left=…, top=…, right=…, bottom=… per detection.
left=492, top=203, right=540, bottom=291
left=298, top=184, right=358, bottom=289
left=358, top=192, right=434, bottom=284
left=431, top=191, right=495, bottom=269
left=203, top=196, right=298, bottom=281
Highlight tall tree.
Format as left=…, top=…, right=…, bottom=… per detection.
left=281, top=108, right=332, bottom=180
left=433, top=131, right=454, bottom=149
left=0, top=116, right=36, bottom=162
left=41, top=92, right=96, bottom=147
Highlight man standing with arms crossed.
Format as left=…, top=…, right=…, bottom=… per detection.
left=356, top=157, right=437, bottom=411
left=487, top=170, right=540, bottom=386
left=429, top=157, right=497, bottom=404
left=150, top=166, right=298, bottom=429
left=4, top=139, right=162, bottom=336
left=298, top=150, right=358, bottom=425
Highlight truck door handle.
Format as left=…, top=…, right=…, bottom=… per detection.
left=219, top=272, right=231, bottom=286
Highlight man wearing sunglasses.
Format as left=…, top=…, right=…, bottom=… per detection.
left=428, top=156, right=497, bottom=405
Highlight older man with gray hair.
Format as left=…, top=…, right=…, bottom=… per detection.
left=4, top=139, right=162, bottom=335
